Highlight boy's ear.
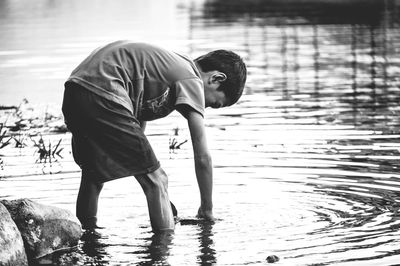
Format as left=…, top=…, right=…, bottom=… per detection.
left=211, top=72, right=227, bottom=84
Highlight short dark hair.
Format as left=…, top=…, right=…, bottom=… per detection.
left=195, top=50, right=247, bottom=106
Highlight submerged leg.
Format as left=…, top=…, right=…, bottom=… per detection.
left=76, top=175, right=104, bottom=229
left=135, top=167, right=175, bottom=232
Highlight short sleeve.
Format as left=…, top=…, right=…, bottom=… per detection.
left=174, top=78, right=205, bottom=117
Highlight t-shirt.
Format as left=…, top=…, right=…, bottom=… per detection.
left=66, top=41, right=205, bottom=121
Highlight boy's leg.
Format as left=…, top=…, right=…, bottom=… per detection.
left=76, top=175, right=104, bottom=229
left=135, top=167, right=175, bottom=232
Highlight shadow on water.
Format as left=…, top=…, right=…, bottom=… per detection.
left=201, top=0, right=400, bottom=25
left=66, top=223, right=216, bottom=266
left=193, top=0, right=400, bottom=133
left=132, top=231, right=174, bottom=266
left=79, top=232, right=111, bottom=266
left=44, top=230, right=173, bottom=265
left=197, top=223, right=217, bottom=265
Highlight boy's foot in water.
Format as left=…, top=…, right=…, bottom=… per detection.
left=80, top=217, right=104, bottom=240
left=81, top=228, right=102, bottom=240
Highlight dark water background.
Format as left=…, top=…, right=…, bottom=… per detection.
left=1, top=0, right=400, bottom=265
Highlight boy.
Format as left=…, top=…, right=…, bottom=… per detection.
left=62, top=41, right=247, bottom=232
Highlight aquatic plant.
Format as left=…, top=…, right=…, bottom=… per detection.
left=169, top=138, right=188, bottom=153
left=0, top=123, right=12, bottom=150
left=0, top=123, right=12, bottom=178
left=3, top=99, right=66, bottom=133
left=168, top=126, right=188, bottom=154
left=12, top=132, right=28, bottom=148
left=0, top=105, right=17, bottom=110
left=31, top=135, right=63, bottom=164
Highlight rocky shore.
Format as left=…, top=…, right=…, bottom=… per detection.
left=0, top=199, right=81, bottom=266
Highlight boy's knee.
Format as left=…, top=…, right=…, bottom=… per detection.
left=136, top=167, right=168, bottom=195
left=79, top=176, right=104, bottom=192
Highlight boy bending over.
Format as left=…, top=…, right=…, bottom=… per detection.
left=62, top=41, right=247, bottom=232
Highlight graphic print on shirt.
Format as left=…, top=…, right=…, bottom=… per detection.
left=139, top=87, right=175, bottom=121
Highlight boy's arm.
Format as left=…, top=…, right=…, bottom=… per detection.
left=177, top=106, right=215, bottom=221
left=140, top=121, right=147, bottom=132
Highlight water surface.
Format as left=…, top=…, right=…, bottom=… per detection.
left=1, top=0, right=400, bottom=265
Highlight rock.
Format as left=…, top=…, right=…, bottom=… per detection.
left=266, top=255, right=280, bottom=263
left=34, top=246, right=83, bottom=266
left=1, top=199, right=82, bottom=262
left=0, top=202, right=28, bottom=266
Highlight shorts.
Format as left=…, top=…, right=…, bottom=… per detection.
left=61, top=81, right=160, bottom=183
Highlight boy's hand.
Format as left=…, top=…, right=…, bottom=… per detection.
left=197, top=206, right=215, bottom=221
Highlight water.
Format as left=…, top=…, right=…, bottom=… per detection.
left=1, top=0, right=400, bottom=265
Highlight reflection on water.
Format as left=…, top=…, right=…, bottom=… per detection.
left=1, top=0, right=400, bottom=265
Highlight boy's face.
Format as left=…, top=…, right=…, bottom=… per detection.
left=202, top=71, right=228, bottom=109
left=205, top=88, right=227, bottom=109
